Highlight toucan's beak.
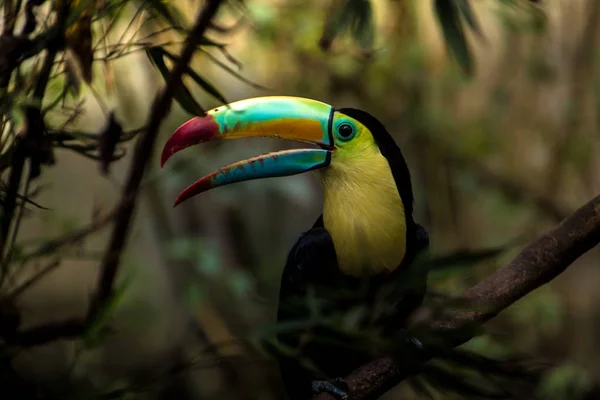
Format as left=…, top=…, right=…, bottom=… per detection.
left=161, top=96, right=335, bottom=206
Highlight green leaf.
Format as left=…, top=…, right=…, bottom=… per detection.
left=185, top=283, right=204, bottom=306
left=167, top=236, right=198, bottom=260
left=98, top=0, right=129, bottom=21
left=455, top=0, right=482, bottom=36
left=320, top=0, right=355, bottom=50
left=162, top=49, right=228, bottom=104
left=320, top=0, right=375, bottom=50
left=350, top=0, right=375, bottom=49
left=197, top=36, right=228, bottom=48
left=144, top=0, right=187, bottom=30
left=64, top=0, right=95, bottom=31
left=538, top=363, right=592, bottom=400
left=201, top=50, right=267, bottom=90
left=145, top=47, right=205, bottom=116
left=408, top=377, right=436, bottom=400
left=434, top=0, right=474, bottom=75
left=228, top=271, right=253, bottom=297
left=83, top=273, right=133, bottom=348
left=195, top=244, right=221, bottom=276
left=423, top=245, right=508, bottom=272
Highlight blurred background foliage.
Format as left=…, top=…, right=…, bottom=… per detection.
left=1, top=0, right=600, bottom=399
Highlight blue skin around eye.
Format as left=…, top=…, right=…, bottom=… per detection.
left=211, top=150, right=330, bottom=188
left=333, top=118, right=357, bottom=141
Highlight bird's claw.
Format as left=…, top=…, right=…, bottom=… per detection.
left=311, top=378, right=350, bottom=400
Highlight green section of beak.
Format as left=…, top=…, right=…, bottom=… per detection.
left=160, top=96, right=335, bottom=206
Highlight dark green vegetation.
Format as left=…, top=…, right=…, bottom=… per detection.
left=0, top=1, right=599, bottom=400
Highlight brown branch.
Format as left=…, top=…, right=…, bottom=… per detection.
left=0, top=2, right=70, bottom=284
left=0, top=317, right=86, bottom=347
left=315, top=193, right=600, bottom=400
left=0, top=210, right=116, bottom=347
left=0, top=0, right=225, bottom=350
left=88, top=0, right=224, bottom=319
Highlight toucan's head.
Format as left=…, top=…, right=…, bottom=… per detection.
left=161, top=96, right=413, bottom=214
left=161, top=96, right=415, bottom=276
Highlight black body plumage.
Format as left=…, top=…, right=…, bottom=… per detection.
left=275, top=109, right=430, bottom=400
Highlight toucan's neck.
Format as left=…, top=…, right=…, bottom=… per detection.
left=319, top=148, right=412, bottom=277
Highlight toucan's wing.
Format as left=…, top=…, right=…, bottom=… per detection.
left=275, top=224, right=353, bottom=400
left=277, top=221, right=339, bottom=320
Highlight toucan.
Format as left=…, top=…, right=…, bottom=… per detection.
left=160, top=96, right=429, bottom=399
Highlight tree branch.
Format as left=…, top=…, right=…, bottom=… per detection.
left=315, top=193, right=600, bottom=400
left=88, top=0, right=224, bottom=319
left=0, top=317, right=85, bottom=347
left=0, top=0, right=225, bottom=350
left=0, top=2, right=70, bottom=280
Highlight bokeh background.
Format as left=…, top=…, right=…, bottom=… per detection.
left=3, top=0, right=600, bottom=399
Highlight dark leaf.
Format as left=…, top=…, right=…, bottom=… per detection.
left=96, top=0, right=129, bottom=21
left=416, top=346, right=546, bottom=400
left=84, top=274, right=132, bottom=348
left=434, top=347, right=543, bottom=380
left=455, top=0, right=482, bottom=37
left=434, top=0, right=474, bottom=75
left=197, top=36, right=228, bottom=48
left=422, top=245, right=509, bottom=272
left=201, top=49, right=267, bottom=90
left=144, top=0, right=187, bottom=30
left=0, top=35, right=35, bottom=78
left=407, top=377, right=436, bottom=400
left=218, top=46, right=243, bottom=70
left=350, top=0, right=375, bottom=49
left=65, top=0, right=94, bottom=82
left=208, top=18, right=245, bottom=34
left=65, top=58, right=82, bottom=97
left=319, top=0, right=355, bottom=50
left=146, top=47, right=205, bottom=115
left=22, top=0, right=48, bottom=35
left=195, top=37, right=245, bottom=70
left=99, top=112, right=123, bottom=175
left=162, top=49, right=228, bottom=104
left=421, top=363, right=508, bottom=398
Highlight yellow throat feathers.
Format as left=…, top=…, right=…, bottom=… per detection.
left=319, top=140, right=407, bottom=277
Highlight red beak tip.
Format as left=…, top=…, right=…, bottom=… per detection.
left=159, top=116, right=220, bottom=169
left=160, top=153, right=169, bottom=168
left=173, top=195, right=186, bottom=207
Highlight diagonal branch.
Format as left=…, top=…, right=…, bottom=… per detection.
left=0, top=317, right=86, bottom=347
left=0, top=0, right=225, bottom=351
left=315, top=193, right=600, bottom=400
left=88, top=0, right=224, bottom=320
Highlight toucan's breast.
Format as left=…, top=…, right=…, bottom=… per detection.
left=319, top=148, right=407, bottom=276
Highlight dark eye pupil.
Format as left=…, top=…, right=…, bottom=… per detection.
left=338, top=124, right=353, bottom=137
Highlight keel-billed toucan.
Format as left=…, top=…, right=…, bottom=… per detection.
left=161, top=96, right=430, bottom=399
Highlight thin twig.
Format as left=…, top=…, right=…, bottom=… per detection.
left=1, top=164, right=33, bottom=277
left=0, top=317, right=86, bottom=346
left=88, top=0, right=225, bottom=320
left=7, top=259, right=61, bottom=300
left=91, top=0, right=130, bottom=53
left=16, top=210, right=116, bottom=266
left=0, top=2, right=70, bottom=287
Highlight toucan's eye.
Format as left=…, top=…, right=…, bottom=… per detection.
left=337, top=123, right=355, bottom=140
